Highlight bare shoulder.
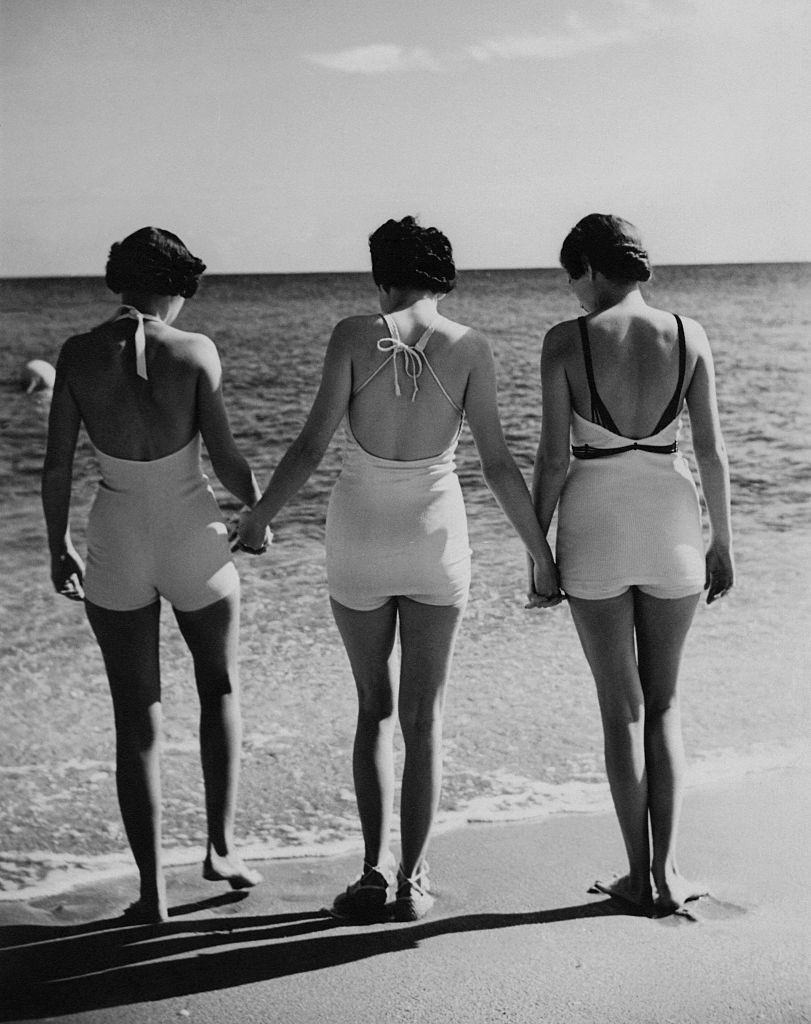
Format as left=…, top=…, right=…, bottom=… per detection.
left=156, top=325, right=219, bottom=369
left=542, top=319, right=579, bottom=360
left=677, top=314, right=710, bottom=353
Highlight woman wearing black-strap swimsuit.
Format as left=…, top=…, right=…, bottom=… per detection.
left=531, top=214, right=734, bottom=914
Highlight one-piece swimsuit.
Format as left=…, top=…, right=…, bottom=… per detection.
left=555, top=314, right=705, bottom=600
left=84, top=306, right=238, bottom=611
left=325, top=314, right=471, bottom=611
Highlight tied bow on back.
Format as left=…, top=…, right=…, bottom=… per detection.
left=376, top=336, right=425, bottom=402
left=111, top=305, right=164, bottom=380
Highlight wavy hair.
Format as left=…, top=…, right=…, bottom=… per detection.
left=105, top=226, right=206, bottom=298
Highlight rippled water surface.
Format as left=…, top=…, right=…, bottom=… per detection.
left=1, top=264, right=808, bottom=897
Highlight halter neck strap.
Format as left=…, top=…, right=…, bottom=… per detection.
left=375, top=314, right=441, bottom=402
left=110, top=305, right=164, bottom=380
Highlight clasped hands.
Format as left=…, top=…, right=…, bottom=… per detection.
left=229, top=508, right=273, bottom=556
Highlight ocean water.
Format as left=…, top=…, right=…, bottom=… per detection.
left=1, top=264, right=809, bottom=899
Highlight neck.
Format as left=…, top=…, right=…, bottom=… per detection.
left=120, top=293, right=176, bottom=320
left=591, top=282, right=644, bottom=313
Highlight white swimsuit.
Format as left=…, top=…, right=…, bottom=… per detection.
left=325, top=315, right=471, bottom=611
left=556, top=315, right=705, bottom=600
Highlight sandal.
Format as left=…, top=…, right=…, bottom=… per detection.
left=394, top=863, right=434, bottom=921
left=331, top=855, right=395, bottom=920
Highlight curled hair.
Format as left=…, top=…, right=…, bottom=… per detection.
left=369, top=216, right=456, bottom=294
left=105, top=226, right=206, bottom=298
left=560, top=213, right=651, bottom=283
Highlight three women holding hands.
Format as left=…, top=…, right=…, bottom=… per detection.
left=44, top=213, right=732, bottom=923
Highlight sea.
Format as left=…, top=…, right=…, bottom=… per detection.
left=1, top=264, right=809, bottom=900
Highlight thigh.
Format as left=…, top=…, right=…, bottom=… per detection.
left=330, top=597, right=399, bottom=717
left=633, top=590, right=700, bottom=705
left=173, top=589, right=241, bottom=699
left=85, top=599, right=162, bottom=709
left=568, top=591, right=640, bottom=716
left=396, top=597, right=466, bottom=721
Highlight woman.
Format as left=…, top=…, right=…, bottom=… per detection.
left=42, top=227, right=267, bottom=923
left=238, top=216, right=560, bottom=921
left=532, top=213, right=734, bottom=914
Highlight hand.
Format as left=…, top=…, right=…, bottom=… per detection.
left=705, top=541, right=734, bottom=604
left=231, top=507, right=273, bottom=555
left=51, top=547, right=85, bottom=602
left=525, top=558, right=565, bottom=609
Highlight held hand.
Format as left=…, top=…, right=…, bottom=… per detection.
left=231, top=507, right=273, bottom=555
left=51, top=547, right=85, bottom=602
left=526, top=559, right=565, bottom=609
left=705, top=541, right=734, bottom=604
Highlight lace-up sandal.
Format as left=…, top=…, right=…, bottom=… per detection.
left=331, top=856, right=396, bottom=920
left=394, top=863, right=435, bottom=921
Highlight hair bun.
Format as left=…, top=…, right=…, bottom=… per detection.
left=369, top=216, right=456, bottom=294
left=105, top=227, right=206, bottom=298
left=560, top=213, right=651, bottom=284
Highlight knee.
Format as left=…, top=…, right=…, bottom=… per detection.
left=644, top=694, right=680, bottom=721
left=399, top=705, right=443, bottom=746
left=356, top=685, right=395, bottom=724
left=599, top=698, right=644, bottom=731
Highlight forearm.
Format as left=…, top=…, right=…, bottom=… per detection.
left=42, top=464, right=74, bottom=557
left=212, top=453, right=262, bottom=509
left=251, top=439, right=324, bottom=529
left=482, top=459, right=554, bottom=565
left=531, top=454, right=569, bottom=535
left=694, top=443, right=733, bottom=547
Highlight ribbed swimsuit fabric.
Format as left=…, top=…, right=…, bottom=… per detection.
left=325, top=314, right=472, bottom=611
left=556, top=315, right=705, bottom=600
left=84, top=346, right=238, bottom=613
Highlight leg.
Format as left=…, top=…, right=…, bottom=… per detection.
left=634, top=589, right=704, bottom=911
left=330, top=598, right=399, bottom=870
left=85, top=599, right=167, bottom=921
left=396, top=597, right=466, bottom=883
left=568, top=592, right=652, bottom=908
left=174, top=588, right=259, bottom=887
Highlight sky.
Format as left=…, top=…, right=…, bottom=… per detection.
left=1, top=0, right=808, bottom=275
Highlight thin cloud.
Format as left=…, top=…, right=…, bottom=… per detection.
left=466, top=29, right=634, bottom=64
left=306, top=44, right=436, bottom=75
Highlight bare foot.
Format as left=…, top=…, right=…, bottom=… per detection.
left=654, top=872, right=708, bottom=915
left=203, top=850, right=262, bottom=889
left=590, top=873, right=653, bottom=912
left=120, top=897, right=168, bottom=924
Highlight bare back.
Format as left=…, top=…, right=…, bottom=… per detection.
left=346, top=313, right=475, bottom=461
left=58, top=318, right=216, bottom=460
left=561, top=305, right=699, bottom=440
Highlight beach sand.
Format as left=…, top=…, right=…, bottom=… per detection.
left=1, top=765, right=808, bottom=1023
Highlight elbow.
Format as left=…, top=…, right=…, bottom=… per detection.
left=536, top=450, right=571, bottom=480
left=693, top=439, right=728, bottom=468
left=481, top=455, right=515, bottom=491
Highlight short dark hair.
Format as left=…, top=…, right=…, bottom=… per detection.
left=105, top=226, right=206, bottom=298
left=560, top=213, right=651, bottom=283
left=369, top=216, right=456, bottom=294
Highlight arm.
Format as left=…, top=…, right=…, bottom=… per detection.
left=238, top=321, right=352, bottom=547
left=463, top=332, right=560, bottom=605
left=41, top=346, right=85, bottom=600
left=684, top=322, right=734, bottom=603
left=531, top=327, right=572, bottom=535
left=196, top=337, right=262, bottom=508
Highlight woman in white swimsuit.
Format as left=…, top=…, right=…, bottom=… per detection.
left=532, top=214, right=734, bottom=914
left=42, top=227, right=267, bottom=922
left=239, top=216, right=560, bottom=920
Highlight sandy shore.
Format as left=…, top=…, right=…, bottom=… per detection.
left=1, top=764, right=808, bottom=1024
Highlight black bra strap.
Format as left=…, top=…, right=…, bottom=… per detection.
left=650, top=314, right=687, bottom=435
left=578, top=317, right=620, bottom=434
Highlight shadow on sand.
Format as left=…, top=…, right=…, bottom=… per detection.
left=0, top=894, right=634, bottom=1019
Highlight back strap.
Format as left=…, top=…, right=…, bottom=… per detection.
left=649, top=314, right=687, bottom=435
left=579, top=317, right=620, bottom=433
left=572, top=440, right=679, bottom=459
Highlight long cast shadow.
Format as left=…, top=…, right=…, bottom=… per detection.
left=0, top=898, right=629, bottom=1020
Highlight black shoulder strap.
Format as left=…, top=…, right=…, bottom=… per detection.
left=579, top=317, right=619, bottom=433
left=651, top=314, right=686, bottom=434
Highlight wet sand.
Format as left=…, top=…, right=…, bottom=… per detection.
left=1, top=766, right=808, bottom=1023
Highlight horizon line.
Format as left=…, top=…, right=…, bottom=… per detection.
left=1, top=258, right=809, bottom=282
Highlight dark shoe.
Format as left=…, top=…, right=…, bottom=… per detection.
left=331, top=856, right=395, bottom=920
left=393, top=863, right=434, bottom=921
